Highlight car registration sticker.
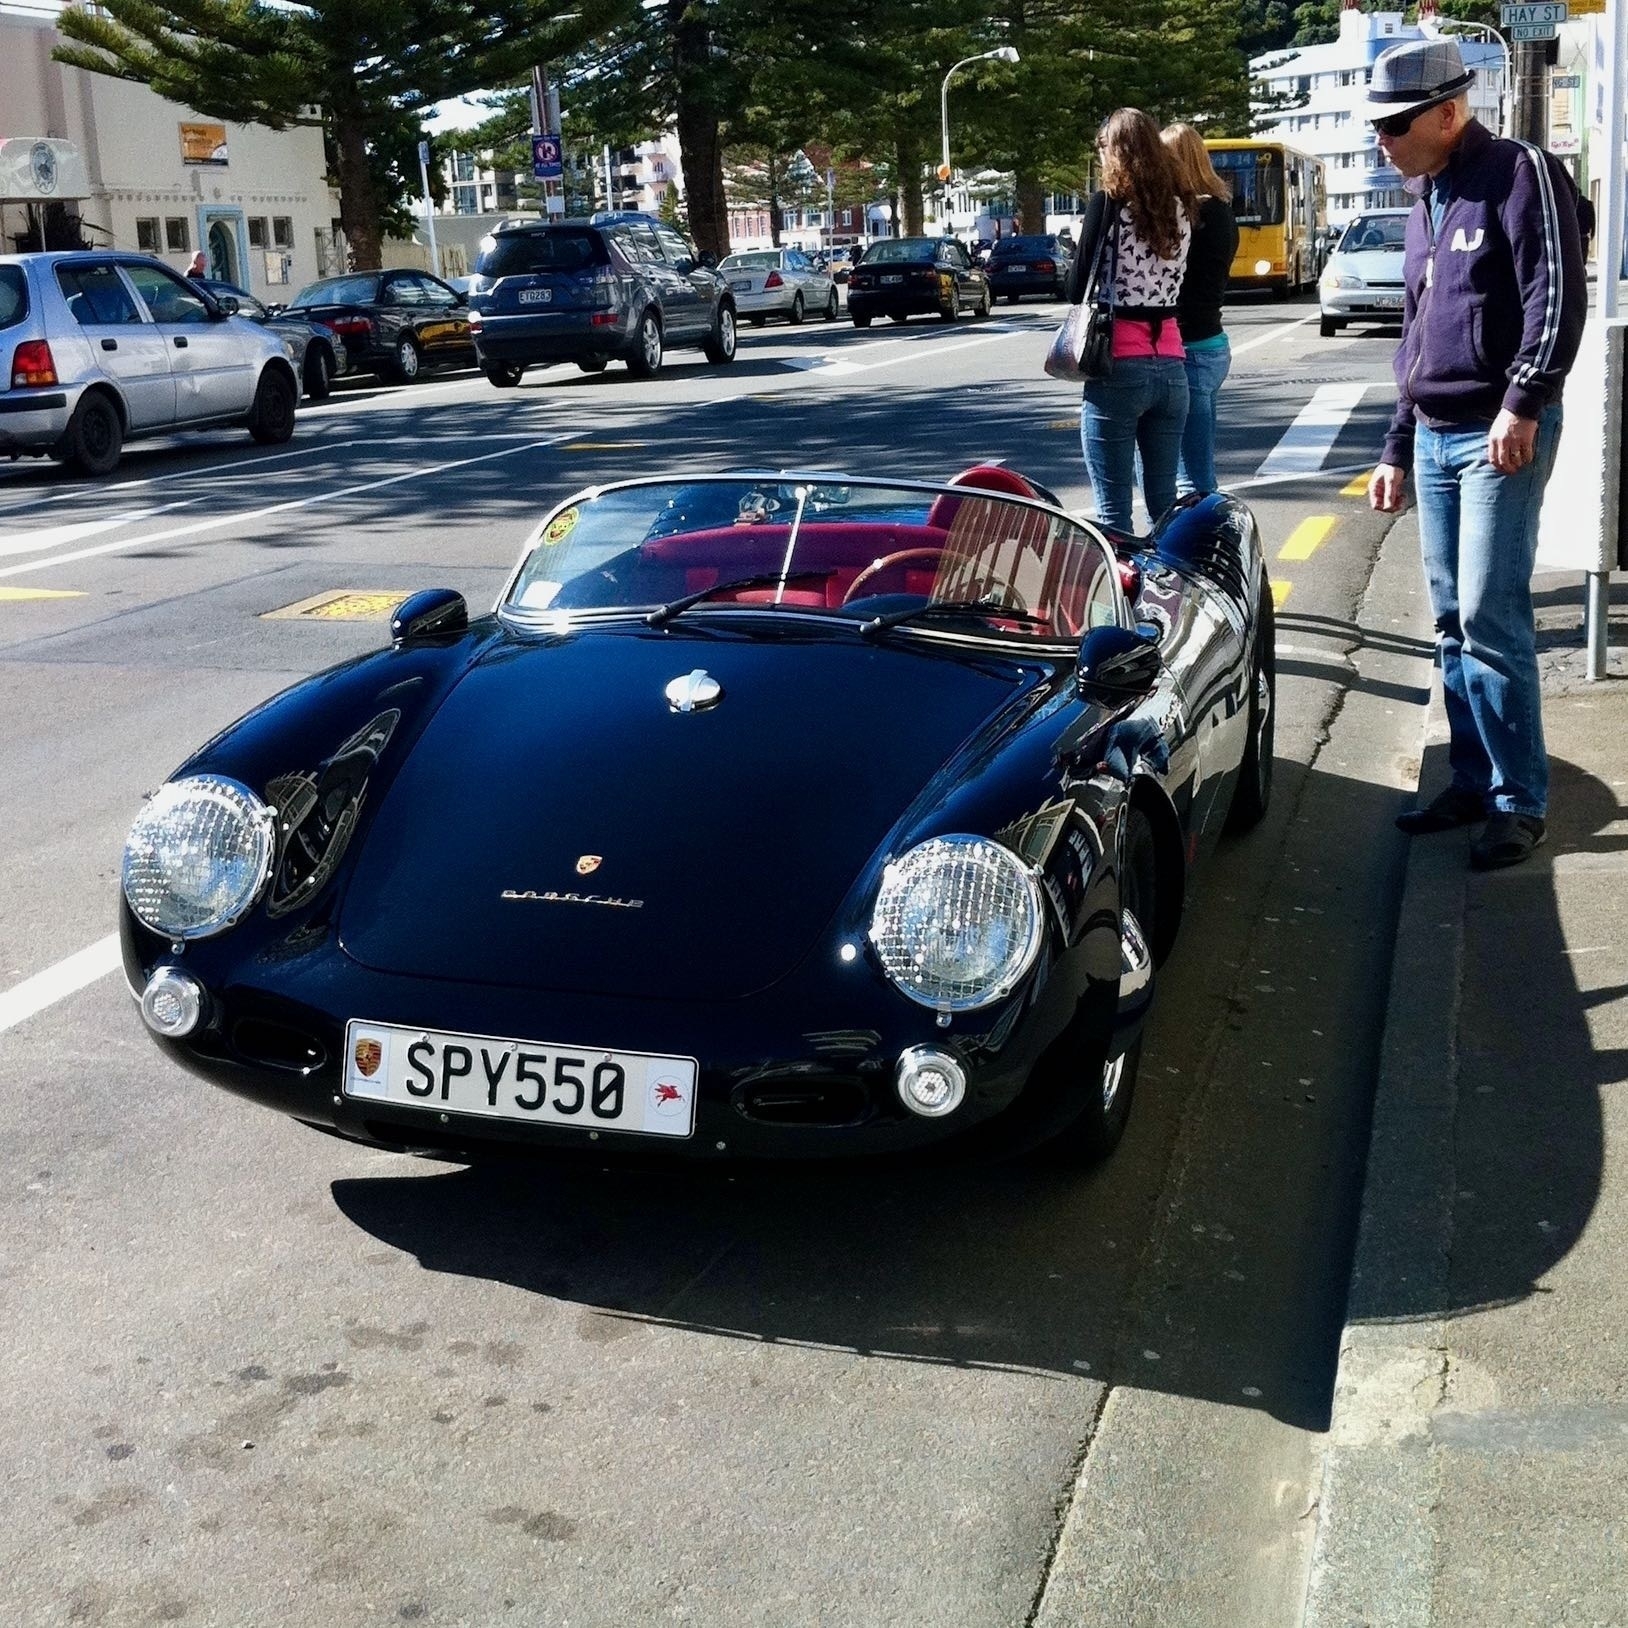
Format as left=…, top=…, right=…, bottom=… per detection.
left=343, top=1019, right=698, bottom=1138
left=882, top=274, right=903, bottom=285
left=517, top=288, right=553, bottom=304
left=729, top=279, right=753, bottom=292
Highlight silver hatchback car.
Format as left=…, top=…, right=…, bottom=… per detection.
left=0, top=251, right=300, bottom=476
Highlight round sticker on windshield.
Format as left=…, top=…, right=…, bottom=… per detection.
left=543, top=507, right=579, bottom=545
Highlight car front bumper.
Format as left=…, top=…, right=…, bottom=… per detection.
left=1320, top=290, right=1405, bottom=320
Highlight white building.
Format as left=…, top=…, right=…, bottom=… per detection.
left=1252, top=4, right=1504, bottom=224
left=0, top=4, right=340, bottom=295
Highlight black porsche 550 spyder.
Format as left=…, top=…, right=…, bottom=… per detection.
left=120, top=465, right=1273, bottom=1165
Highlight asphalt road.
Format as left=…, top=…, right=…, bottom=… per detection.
left=0, top=296, right=1431, bottom=1628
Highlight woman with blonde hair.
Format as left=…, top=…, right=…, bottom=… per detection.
left=1161, top=123, right=1240, bottom=495
left=1064, top=107, right=1193, bottom=532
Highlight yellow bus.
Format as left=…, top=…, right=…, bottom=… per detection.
left=1204, top=139, right=1327, bottom=296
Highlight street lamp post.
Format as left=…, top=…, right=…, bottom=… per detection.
left=939, top=46, right=1019, bottom=231
left=1431, top=21, right=1512, bottom=136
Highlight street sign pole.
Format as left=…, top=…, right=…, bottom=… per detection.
left=417, top=139, right=440, bottom=279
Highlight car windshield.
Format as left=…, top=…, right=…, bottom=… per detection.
left=720, top=252, right=779, bottom=270
left=476, top=231, right=604, bottom=277
left=503, top=476, right=1121, bottom=644
left=861, top=240, right=936, bottom=264
left=289, top=275, right=379, bottom=307
left=1338, top=215, right=1409, bottom=252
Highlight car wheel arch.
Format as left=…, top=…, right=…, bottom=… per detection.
left=1126, top=776, right=1184, bottom=966
left=81, top=381, right=129, bottom=434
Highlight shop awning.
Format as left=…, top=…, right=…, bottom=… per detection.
left=0, top=138, right=92, bottom=203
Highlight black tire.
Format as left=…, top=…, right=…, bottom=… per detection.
left=1225, top=590, right=1276, bottom=833
left=61, top=392, right=123, bottom=476
left=626, top=310, right=663, bottom=377
left=851, top=313, right=872, bottom=328
left=823, top=288, right=839, bottom=321
left=1319, top=316, right=1341, bottom=338
left=391, top=335, right=423, bottom=383
left=246, top=367, right=297, bottom=445
left=577, top=358, right=608, bottom=374
left=976, top=284, right=992, bottom=317
left=302, top=343, right=333, bottom=400
left=789, top=292, right=806, bottom=326
left=938, top=286, right=960, bottom=322
left=702, top=304, right=737, bottom=365
left=483, top=362, right=524, bottom=388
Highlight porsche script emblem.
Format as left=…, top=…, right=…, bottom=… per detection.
left=353, top=1038, right=382, bottom=1078
left=575, top=854, right=603, bottom=876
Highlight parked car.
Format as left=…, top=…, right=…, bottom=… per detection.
left=464, top=215, right=737, bottom=387
left=0, top=251, right=299, bottom=476
left=718, top=247, right=839, bottom=325
left=194, top=278, right=347, bottom=399
left=1318, top=209, right=1410, bottom=337
left=118, top=463, right=1274, bottom=1168
left=846, top=238, right=992, bottom=326
left=824, top=245, right=858, bottom=284
left=277, top=269, right=474, bottom=383
left=986, top=234, right=1072, bottom=303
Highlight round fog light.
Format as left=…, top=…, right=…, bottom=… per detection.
left=141, top=967, right=204, bottom=1038
left=896, top=1045, right=967, bottom=1118
left=1254, top=258, right=1272, bottom=276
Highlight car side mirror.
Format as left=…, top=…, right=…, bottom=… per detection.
left=391, top=588, right=468, bottom=645
left=698, top=250, right=718, bottom=270
left=215, top=296, right=239, bottom=316
left=1076, top=624, right=1161, bottom=706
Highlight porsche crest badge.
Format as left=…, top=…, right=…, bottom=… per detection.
left=575, top=854, right=603, bottom=876
left=354, top=1038, right=382, bottom=1078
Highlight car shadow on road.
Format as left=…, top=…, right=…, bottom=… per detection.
left=326, top=749, right=1612, bottom=1436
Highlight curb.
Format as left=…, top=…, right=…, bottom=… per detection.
left=1300, top=705, right=1461, bottom=1628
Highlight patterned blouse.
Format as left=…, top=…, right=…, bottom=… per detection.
left=1105, top=200, right=1191, bottom=309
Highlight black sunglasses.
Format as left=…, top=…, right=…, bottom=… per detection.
left=1371, top=107, right=1424, bottom=138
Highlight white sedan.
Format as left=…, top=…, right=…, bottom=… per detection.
left=718, top=248, right=839, bottom=325
left=1319, top=209, right=1410, bottom=337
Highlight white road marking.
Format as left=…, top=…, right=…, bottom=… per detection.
left=1254, top=384, right=1370, bottom=477
left=784, top=329, right=1017, bottom=376
left=0, top=435, right=569, bottom=579
left=0, top=934, right=121, bottom=1035
left=1230, top=309, right=1320, bottom=355
left=0, top=500, right=204, bottom=559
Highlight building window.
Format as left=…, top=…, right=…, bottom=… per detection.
left=247, top=217, right=268, bottom=248
left=135, top=217, right=161, bottom=253
left=272, top=217, right=294, bottom=249
left=164, top=217, right=190, bottom=252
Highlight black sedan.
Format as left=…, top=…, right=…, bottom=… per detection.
left=986, top=235, right=1073, bottom=303
left=194, top=279, right=348, bottom=398
left=119, top=466, right=1273, bottom=1167
left=847, top=238, right=993, bottom=326
left=276, top=269, right=475, bottom=384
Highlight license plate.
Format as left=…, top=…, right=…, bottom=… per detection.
left=882, top=274, right=903, bottom=285
left=730, top=279, right=752, bottom=292
left=343, top=1019, right=698, bottom=1138
left=517, top=288, right=553, bottom=305
left=1374, top=295, right=1403, bottom=309
left=1006, top=264, right=1028, bottom=273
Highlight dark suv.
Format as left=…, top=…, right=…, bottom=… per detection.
left=466, top=215, right=737, bottom=386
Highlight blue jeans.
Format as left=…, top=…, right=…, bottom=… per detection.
left=1080, top=357, right=1189, bottom=533
left=1414, top=404, right=1562, bottom=818
left=1177, top=339, right=1231, bottom=496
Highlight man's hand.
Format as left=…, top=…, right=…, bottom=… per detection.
left=1369, top=464, right=1407, bottom=513
left=1487, top=409, right=1539, bottom=475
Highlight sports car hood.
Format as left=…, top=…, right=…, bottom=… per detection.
left=339, top=624, right=1038, bottom=1001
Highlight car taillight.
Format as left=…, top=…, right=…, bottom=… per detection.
left=916, top=268, right=938, bottom=283
left=328, top=315, right=371, bottom=336
left=10, top=339, right=58, bottom=388
left=1034, top=259, right=1055, bottom=273
left=590, top=312, right=618, bottom=327
left=764, top=271, right=784, bottom=289
left=591, top=267, right=617, bottom=307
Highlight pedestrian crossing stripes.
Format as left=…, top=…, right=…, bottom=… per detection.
left=1256, top=384, right=1370, bottom=478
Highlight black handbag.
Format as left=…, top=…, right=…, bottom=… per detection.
left=1044, top=210, right=1117, bottom=382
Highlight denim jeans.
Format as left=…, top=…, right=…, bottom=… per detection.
left=1177, top=339, right=1232, bottom=496
left=1080, top=357, right=1189, bottom=532
left=1414, top=404, right=1562, bottom=818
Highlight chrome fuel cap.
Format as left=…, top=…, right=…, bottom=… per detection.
left=665, top=669, right=723, bottom=713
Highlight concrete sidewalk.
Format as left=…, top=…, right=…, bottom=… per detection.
left=1303, top=566, right=1628, bottom=1627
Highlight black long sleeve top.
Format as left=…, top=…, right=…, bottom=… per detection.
left=1176, top=195, right=1238, bottom=344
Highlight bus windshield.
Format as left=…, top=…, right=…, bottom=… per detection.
left=1211, top=149, right=1286, bottom=227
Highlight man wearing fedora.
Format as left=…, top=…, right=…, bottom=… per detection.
left=1367, top=37, right=1585, bottom=870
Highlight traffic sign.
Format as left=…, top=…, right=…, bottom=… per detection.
left=1566, top=0, right=1603, bottom=12
left=1500, top=1, right=1566, bottom=22
left=531, top=133, right=562, bottom=181
left=1510, top=21, right=1558, bottom=38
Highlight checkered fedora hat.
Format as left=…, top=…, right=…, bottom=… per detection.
left=1363, top=38, right=1475, bottom=122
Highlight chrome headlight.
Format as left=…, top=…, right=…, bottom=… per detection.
left=122, top=776, right=276, bottom=939
left=869, top=835, right=1044, bottom=1010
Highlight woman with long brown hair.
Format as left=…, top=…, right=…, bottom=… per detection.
left=1064, top=107, right=1193, bottom=532
left=1161, top=123, right=1240, bottom=495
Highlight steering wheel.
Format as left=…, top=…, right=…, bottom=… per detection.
left=841, top=548, right=948, bottom=605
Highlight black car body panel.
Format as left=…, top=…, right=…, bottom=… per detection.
left=120, top=471, right=1271, bottom=1165
left=986, top=235, right=1072, bottom=301
left=278, top=270, right=474, bottom=380
left=847, top=238, right=990, bottom=322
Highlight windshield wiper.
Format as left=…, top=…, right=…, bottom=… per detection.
left=645, top=571, right=830, bottom=627
left=857, top=597, right=1053, bottom=638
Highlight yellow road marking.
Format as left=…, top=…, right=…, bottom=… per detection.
left=562, top=441, right=647, bottom=451
left=262, top=590, right=411, bottom=622
left=1278, top=515, right=1336, bottom=562
left=1270, top=579, right=1293, bottom=609
left=0, top=586, right=83, bottom=601
left=1341, top=470, right=1372, bottom=497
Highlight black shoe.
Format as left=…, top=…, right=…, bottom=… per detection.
left=1396, top=785, right=1485, bottom=835
left=1470, top=812, right=1546, bottom=870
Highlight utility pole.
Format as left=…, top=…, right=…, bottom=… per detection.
left=1510, top=39, right=1548, bottom=144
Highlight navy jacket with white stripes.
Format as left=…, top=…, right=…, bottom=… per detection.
left=1382, top=119, right=1585, bottom=472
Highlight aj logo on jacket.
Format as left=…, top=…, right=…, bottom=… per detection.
left=1450, top=227, right=1485, bottom=252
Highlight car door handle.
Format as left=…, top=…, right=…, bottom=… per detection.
left=173, top=336, right=189, bottom=349
left=101, top=338, right=118, bottom=351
